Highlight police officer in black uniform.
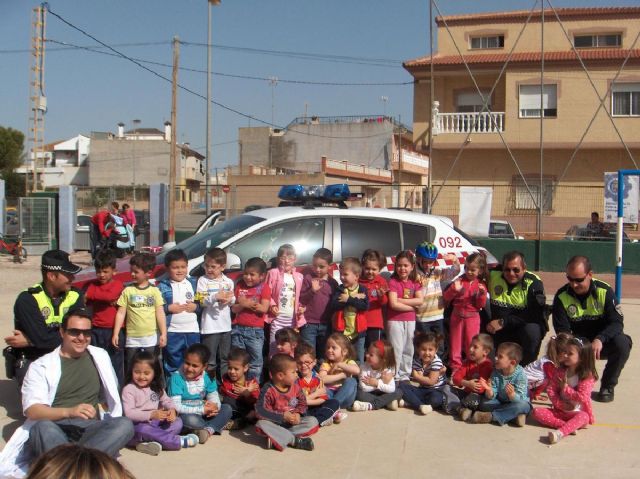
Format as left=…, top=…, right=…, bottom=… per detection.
left=3, top=250, right=84, bottom=384
left=553, top=255, right=632, bottom=403
left=485, top=251, right=547, bottom=365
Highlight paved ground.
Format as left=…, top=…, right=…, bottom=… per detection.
left=0, top=254, right=637, bottom=478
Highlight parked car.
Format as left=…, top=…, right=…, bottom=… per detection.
left=564, top=224, right=637, bottom=243
left=488, top=220, right=524, bottom=239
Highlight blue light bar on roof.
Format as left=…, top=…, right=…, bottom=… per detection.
left=278, top=184, right=351, bottom=202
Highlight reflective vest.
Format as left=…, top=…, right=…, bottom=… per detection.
left=557, top=280, right=608, bottom=322
left=489, top=270, right=540, bottom=311
left=27, top=283, right=81, bottom=326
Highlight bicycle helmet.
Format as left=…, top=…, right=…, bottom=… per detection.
left=415, top=241, right=438, bottom=260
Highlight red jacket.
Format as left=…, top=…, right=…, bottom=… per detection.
left=219, top=374, right=259, bottom=405
left=85, top=279, right=124, bottom=328
left=91, top=210, right=112, bottom=238
left=331, top=284, right=369, bottom=334
left=359, top=275, right=388, bottom=329
left=546, top=367, right=596, bottom=424
left=443, top=276, right=487, bottom=318
left=452, top=358, right=493, bottom=394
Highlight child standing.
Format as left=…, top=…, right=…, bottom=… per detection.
left=451, top=333, right=494, bottom=420
left=219, top=348, right=260, bottom=430
left=399, top=333, right=447, bottom=415
left=168, top=344, right=233, bottom=444
left=275, top=327, right=299, bottom=357
left=319, top=332, right=360, bottom=411
left=331, top=257, right=369, bottom=364
left=532, top=337, right=597, bottom=444
left=122, top=351, right=198, bottom=455
left=525, top=332, right=572, bottom=400
left=113, top=253, right=167, bottom=367
left=351, top=339, right=402, bottom=412
left=470, top=342, right=531, bottom=426
left=266, top=244, right=305, bottom=357
left=295, top=343, right=341, bottom=427
left=197, top=247, right=235, bottom=378
left=387, top=250, right=424, bottom=382
left=359, top=249, right=389, bottom=347
left=299, top=248, right=338, bottom=360
left=85, top=250, right=125, bottom=385
left=157, top=249, right=201, bottom=376
left=415, top=242, right=460, bottom=337
left=256, top=354, right=319, bottom=451
left=231, top=257, right=271, bottom=380
left=443, top=252, right=488, bottom=372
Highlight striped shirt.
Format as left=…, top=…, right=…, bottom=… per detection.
left=412, top=354, right=446, bottom=389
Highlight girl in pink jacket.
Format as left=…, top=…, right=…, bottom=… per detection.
left=443, top=253, right=488, bottom=372
left=266, top=244, right=305, bottom=357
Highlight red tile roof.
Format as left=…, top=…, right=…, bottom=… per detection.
left=404, top=49, right=640, bottom=69
left=436, top=7, right=640, bottom=26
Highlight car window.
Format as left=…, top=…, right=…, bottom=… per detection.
left=157, top=215, right=264, bottom=263
left=490, top=223, right=511, bottom=235
left=341, top=218, right=401, bottom=259
left=402, top=222, right=436, bottom=250
left=227, top=217, right=325, bottom=266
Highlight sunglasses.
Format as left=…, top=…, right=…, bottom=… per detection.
left=65, top=328, right=92, bottom=338
left=566, top=275, right=588, bottom=283
left=504, top=268, right=521, bottom=274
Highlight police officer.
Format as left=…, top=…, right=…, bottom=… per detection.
left=553, top=255, right=631, bottom=403
left=485, top=251, right=547, bottom=365
left=3, top=250, right=84, bottom=384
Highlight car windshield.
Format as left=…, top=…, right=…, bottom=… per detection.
left=156, top=214, right=265, bottom=262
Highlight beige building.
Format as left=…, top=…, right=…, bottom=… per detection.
left=404, top=7, right=640, bottom=236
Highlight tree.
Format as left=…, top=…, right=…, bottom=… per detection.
left=0, top=126, right=26, bottom=197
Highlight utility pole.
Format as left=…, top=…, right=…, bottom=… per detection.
left=29, top=4, right=47, bottom=193
left=169, top=36, right=179, bottom=243
left=132, top=118, right=141, bottom=206
left=205, top=0, right=221, bottom=216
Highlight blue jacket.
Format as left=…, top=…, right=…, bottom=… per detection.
left=157, top=277, right=202, bottom=328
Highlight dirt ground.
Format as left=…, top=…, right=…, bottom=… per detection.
left=0, top=254, right=638, bottom=478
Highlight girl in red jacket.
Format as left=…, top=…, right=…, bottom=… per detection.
left=532, top=337, right=598, bottom=444
left=360, top=249, right=389, bottom=348
left=443, top=253, right=488, bottom=372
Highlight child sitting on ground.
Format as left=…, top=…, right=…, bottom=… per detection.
left=524, top=332, right=572, bottom=400
left=295, top=342, right=341, bottom=427
left=168, top=344, right=233, bottom=444
left=219, top=348, right=259, bottom=430
left=351, top=339, right=402, bottom=412
left=319, top=332, right=361, bottom=412
left=275, top=327, right=300, bottom=357
left=450, top=333, right=494, bottom=420
left=532, top=337, right=597, bottom=444
left=399, top=332, right=447, bottom=415
left=122, top=351, right=198, bottom=455
left=255, top=353, right=319, bottom=451
left=470, top=342, right=531, bottom=426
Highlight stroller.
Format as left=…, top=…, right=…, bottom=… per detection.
left=100, top=214, right=136, bottom=258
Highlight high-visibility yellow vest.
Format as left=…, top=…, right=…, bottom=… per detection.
left=27, top=283, right=81, bottom=326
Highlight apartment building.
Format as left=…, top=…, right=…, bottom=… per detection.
left=404, top=7, right=640, bottom=234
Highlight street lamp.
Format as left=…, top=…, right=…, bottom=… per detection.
left=206, top=0, right=221, bottom=216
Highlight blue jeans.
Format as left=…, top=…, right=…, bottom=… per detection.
left=299, top=323, right=328, bottom=361
left=326, top=377, right=357, bottom=409
left=91, top=327, right=125, bottom=387
left=231, top=326, right=265, bottom=380
left=351, top=333, right=366, bottom=365
left=28, top=417, right=134, bottom=458
left=399, top=383, right=444, bottom=410
left=479, top=398, right=532, bottom=425
left=164, top=332, right=201, bottom=376
left=180, top=404, right=233, bottom=433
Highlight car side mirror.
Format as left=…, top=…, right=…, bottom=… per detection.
left=225, top=253, right=242, bottom=271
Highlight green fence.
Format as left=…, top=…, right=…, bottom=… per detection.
left=478, top=239, right=640, bottom=274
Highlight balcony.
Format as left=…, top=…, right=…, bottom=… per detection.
left=433, top=111, right=505, bottom=135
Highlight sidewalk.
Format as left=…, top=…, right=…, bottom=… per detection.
left=0, top=256, right=637, bottom=478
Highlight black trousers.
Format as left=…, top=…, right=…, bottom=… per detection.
left=598, top=333, right=632, bottom=389
left=492, top=322, right=544, bottom=366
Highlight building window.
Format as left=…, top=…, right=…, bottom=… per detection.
left=519, top=84, right=557, bottom=118
left=612, top=83, right=640, bottom=117
left=456, top=91, right=491, bottom=113
left=513, top=176, right=553, bottom=212
left=470, top=35, right=504, bottom=50
left=574, top=34, right=621, bottom=48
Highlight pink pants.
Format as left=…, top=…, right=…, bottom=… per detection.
left=449, top=312, right=480, bottom=371
left=532, top=407, right=590, bottom=437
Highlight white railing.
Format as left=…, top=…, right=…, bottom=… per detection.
left=434, top=112, right=505, bottom=134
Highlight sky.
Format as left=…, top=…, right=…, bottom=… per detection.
left=1, top=0, right=638, bottom=173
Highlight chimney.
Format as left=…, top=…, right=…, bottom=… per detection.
left=164, top=121, right=171, bottom=142
left=117, top=122, right=125, bottom=139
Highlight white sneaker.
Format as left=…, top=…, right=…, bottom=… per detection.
left=350, top=400, right=372, bottom=412
left=333, top=410, right=348, bottom=424
left=136, top=441, right=162, bottom=456
left=548, top=430, right=563, bottom=444
left=418, top=405, right=433, bottom=416
left=398, top=399, right=405, bottom=408
left=386, top=400, right=399, bottom=411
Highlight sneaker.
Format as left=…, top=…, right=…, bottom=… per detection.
left=333, top=410, right=348, bottom=424
left=180, top=434, right=199, bottom=448
left=595, top=387, right=615, bottom=403
left=386, top=400, right=399, bottom=411
left=515, top=414, right=527, bottom=427
left=293, top=437, right=314, bottom=451
left=470, top=411, right=492, bottom=424
left=459, top=407, right=472, bottom=422
left=320, top=416, right=334, bottom=427
left=350, top=401, right=372, bottom=412
left=135, top=441, right=162, bottom=456
left=223, top=419, right=235, bottom=431
left=418, top=405, right=433, bottom=416
left=398, top=399, right=405, bottom=408
left=195, top=429, right=209, bottom=444
left=548, top=430, right=563, bottom=444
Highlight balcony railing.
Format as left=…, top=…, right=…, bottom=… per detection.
left=434, top=112, right=505, bottom=134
